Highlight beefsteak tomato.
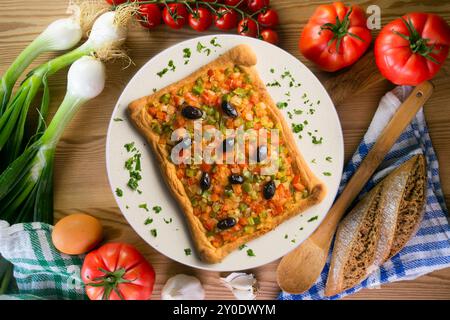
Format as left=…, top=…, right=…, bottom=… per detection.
left=375, top=13, right=450, bottom=85
left=299, top=2, right=372, bottom=72
left=81, top=243, right=155, bottom=300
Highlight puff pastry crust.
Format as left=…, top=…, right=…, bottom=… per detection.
left=128, top=45, right=326, bottom=263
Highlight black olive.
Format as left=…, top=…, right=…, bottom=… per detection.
left=257, top=145, right=268, bottom=162
left=221, top=100, right=238, bottom=118
left=229, top=174, right=244, bottom=184
left=263, top=180, right=276, bottom=200
left=181, top=105, right=203, bottom=119
left=217, top=217, right=236, bottom=230
left=222, top=138, right=235, bottom=152
left=200, top=172, right=211, bottom=190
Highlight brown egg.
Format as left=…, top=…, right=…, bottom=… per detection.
left=52, top=213, right=103, bottom=255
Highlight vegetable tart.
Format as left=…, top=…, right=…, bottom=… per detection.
left=128, top=45, right=326, bottom=263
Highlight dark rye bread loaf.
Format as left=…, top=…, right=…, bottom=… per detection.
left=325, top=155, right=426, bottom=296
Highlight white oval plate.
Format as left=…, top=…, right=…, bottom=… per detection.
left=106, top=35, right=344, bottom=271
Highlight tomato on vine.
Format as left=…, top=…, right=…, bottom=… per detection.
left=261, top=29, right=278, bottom=44
left=105, top=0, right=127, bottom=4
left=162, top=3, right=188, bottom=29
left=238, top=18, right=258, bottom=37
left=139, top=4, right=162, bottom=29
left=257, top=8, right=278, bottom=28
left=225, top=0, right=246, bottom=7
left=214, top=8, right=239, bottom=30
left=247, top=0, right=269, bottom=13
left=189, top=7, right=213, bottom=32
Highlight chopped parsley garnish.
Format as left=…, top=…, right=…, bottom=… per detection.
left=157, top=60, right=177, bottom=78
left=312, top=136, right=323, bottom=144
left=157, top=67, right=168, bottom=78
left=150, top=229, right=157, bottom=237
left=292, top=123, right=304, bottom=133
left=287, top=111, right=293, bottom=119
left=266, top=80, right=281, bottom=87
left=326, top=156, right=333, bottom=162
left=113, top=117, right=123, bottom=122
left=168, top=60, right=175, bottom=71
left=153, top=206, right=162, bottom=214
left=126, top=205, right=129, bottom=209
left=183, top=48, right=191, bottom=64
left=196, top=41, right=212, bottom=55
left=144, top=218, right=153, bottom=225
left=291, top=239, right=296, bottom=243
left=124, top=142, right=135, bottom=152
left=270, top=68, right=275, bottom=73
left=239, top=244, right=247, bottom=250
left=308, top=216, right=319, bottom=222
left=323, top=172, right=332, bottom=176
left=139, top=203, right=149, bottom=212
left=115, top=188, right=123, bottom=197
left=284, top=234, right=288, bottom=239
left=293, top=109, right=303, bottom=115
left=127, top=179, right=139, bottom=191
left=277, top=101, right=288, bottom=109
left=124, top=145, right=142, bottom=192
left=311, top=159, right=316, bottom=164
left=210, top=37, right=221, bottom=47
left=308, top=108, right=316, bottom=115
left=164, top=218, right=173, bottom=224
left=299, top=227, right=304, bottom=231
left=246, top=249, right=256, bottom=257
left=152, top=88, right=157, bottom=93
left=184, top=248, right=192, bottom=256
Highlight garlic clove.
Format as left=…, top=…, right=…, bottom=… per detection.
left=161, top=274, right=205, bottom=300
left=220, top=272, right=258, bottom=300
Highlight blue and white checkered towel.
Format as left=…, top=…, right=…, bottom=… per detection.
left=279, top=85, right=450, bottom=300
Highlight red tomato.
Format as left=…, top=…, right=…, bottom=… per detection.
left=81, top=243, right=155, bottom=300
left=375, top=13, right=450, bottom=85
left=214, top=8, right=238, bottom=30
left=105, top=0, right=127, bottom=4
left=162, top=3, right=188, bottom=29
left=189, top=7, right=213, bottom=32
left=299, top=2, right=372, bottom=72
left=238, top=18, right=258, bottom=37
left=247, top=0, right=269, bottom=13
left=257, top=9, right=279, bottom=28
left=138, top=4, right=161, bottom=29
left=225, top=0, right=245, bottom=7
left=261, top=29, right=279, bottom=44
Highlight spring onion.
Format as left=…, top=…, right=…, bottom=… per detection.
left=0, top=10, right=129, bottom=165
left=0, top=56, right=106, bottom=225
left=0, top=17, right=83, bottom=115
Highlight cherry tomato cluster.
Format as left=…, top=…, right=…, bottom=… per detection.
left=106, top=0, right=280, bottom=45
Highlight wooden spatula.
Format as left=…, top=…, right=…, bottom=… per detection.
left=276, top=81, right=434, bottom=294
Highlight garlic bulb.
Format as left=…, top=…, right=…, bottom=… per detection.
left=161, top=274, right=205, bottom=300
left=220, top=272, right=258, bottom=300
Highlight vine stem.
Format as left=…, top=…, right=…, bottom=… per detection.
left=113, top=0, right=263, bottom=37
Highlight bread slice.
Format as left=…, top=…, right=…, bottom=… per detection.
left=325, top=155, right=426, bottom=296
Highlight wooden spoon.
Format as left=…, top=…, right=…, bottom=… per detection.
left=277, top=81, right=434, bottom=294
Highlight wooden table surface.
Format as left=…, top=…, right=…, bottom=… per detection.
left=1, top=0, right=450, bottom=300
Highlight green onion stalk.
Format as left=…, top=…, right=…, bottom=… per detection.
left=0, top=17, right=83, bottom=116
left=0, top=56, right=106, bottom=225
left=0, top=10, right=128, bottom=167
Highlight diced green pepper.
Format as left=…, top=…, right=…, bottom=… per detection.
left=244, top=226, right=255, bottom=234
left=242, top=182, right=252, bottom=193
left=186, top=168, right=196, bottom=177
left=160, top=93, right=171, bottom=104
